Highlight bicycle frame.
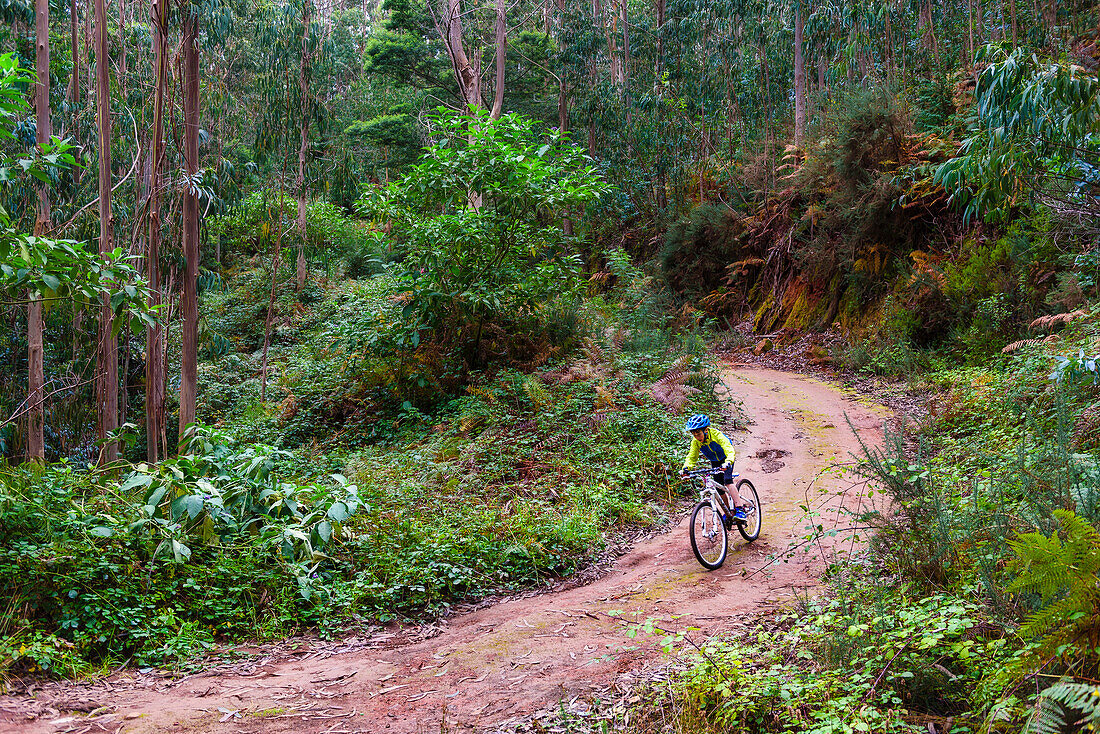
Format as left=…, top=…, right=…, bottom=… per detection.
left=686, top=467, right=738, bottom=517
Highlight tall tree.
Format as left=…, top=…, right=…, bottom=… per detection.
left=146, top=0, right=169, bottom=461
left=793, top=0, right=807, bottom=147
left=295, top=0, right=314, bottom=291
left=27, top=0, right=50, bottom=462
left=433, top=0, right=481, bottom=108
left=490, top=0, right=505, bottom=119
left=179, top=4, right=199, bottom=441
left=94, top=0, right=118, bottom=463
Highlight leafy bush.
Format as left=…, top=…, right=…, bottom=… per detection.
left=359, top=107, right=609, bottom=368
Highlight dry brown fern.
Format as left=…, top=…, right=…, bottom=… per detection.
left=1003, top=338, right=1043, bottom=354
left=649, top=356, right=702, bottom=413
left=1029, top=310, right=1088, bottom=333
left=1002, top=336, right=1059, bottom=354
left=595, top=384, right=616, bottom=409
left=277, top=393, right=299, bottom=424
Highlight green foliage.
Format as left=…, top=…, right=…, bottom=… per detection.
left=1024, top=680, right=1100, bottom=734
left=660, top=203, right=753, bottom=301
left=360, top=108, right=609, bottom=367
left=1049, top=350, right=1100, bottom=388
left=1008, top=510, right=1100, bottom=674
left=648, top=584, right=1013, bottom=733
left=936, top=45, right=1100, bottom=224
left=344, top=113, right=421, bottom=176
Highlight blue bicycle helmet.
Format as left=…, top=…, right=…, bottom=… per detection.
left=685, top=414, right=710, bottom=431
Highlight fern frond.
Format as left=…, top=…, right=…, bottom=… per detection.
left=1024, top=681, right=1100, bottom=734
left=1029, top=310, right=1089, bottom=333
left=522, top=377, right=553, bottom=411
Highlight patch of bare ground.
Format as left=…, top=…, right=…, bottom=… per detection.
left=721, top=320, right=932, bottom=426
left=0, top=368, right=890, bottom=734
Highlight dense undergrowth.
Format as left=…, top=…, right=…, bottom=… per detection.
left=0, top=224, right=731, bottom=678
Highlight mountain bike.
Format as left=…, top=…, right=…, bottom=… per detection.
left=682, top=466, right=761, bottom=570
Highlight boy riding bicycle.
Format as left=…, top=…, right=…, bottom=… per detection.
left=679, top=414, right=746, bottom=523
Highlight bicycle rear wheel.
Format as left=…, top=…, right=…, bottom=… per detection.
left=689, top=500, right=728, bottom=569
left=736, top=479, right=761, bottom=542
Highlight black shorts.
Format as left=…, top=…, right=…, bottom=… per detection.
left=711, top=465, right=733, bottom=486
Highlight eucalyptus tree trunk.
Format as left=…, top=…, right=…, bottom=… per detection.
left=434, top=0, right=482, bottom=109
left=587, top=0, right=599, bottom=157
left=95, top=0, right=118, bottom=464
left=654, top=0, right=667, bottom=212
left=146, top=0, right=169, bottom=462
left=179, top=8, right=200, bottom=444
left=599, top=0, right=621, bottom=85
left=793, top=1, right=806, bottom=148
left=28, top=0, right=50, bottom=463
left=68, top=0, right=79, bottom=104
left=489, top=0, right=506, bottom=120
left=295, top=0, right=313, bottom=292
left=620, top=0, right=630, bottom=107
left=1008, top=0, right=1017, bottom=46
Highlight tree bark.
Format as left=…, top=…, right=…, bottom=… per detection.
left=68, top=0, right=79, bottom=104
left=619, top=0, right=630, bottom=103
left=793, top=1, right=806, bottom=148
left=295, top=0, right=313, bottom=292
left=179, top=7, right=200, bottom=445
left=489, top=0, right=506, bottom=120
left=1008, top=0, right=1017, bottom=46
left=95, top=0, right=118, bottom=464
left=146, top=0, right=169, bottom=462
left=27, top=0, right=51, bottom=463
left=434, top=0, right=482, bottom=109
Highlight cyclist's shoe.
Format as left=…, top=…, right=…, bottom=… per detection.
left=733, top=506, right=748, bottom=522
left=722, top=513, right=733, bottom=529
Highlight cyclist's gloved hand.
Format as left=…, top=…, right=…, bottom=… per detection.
left=679, top=468, right=689, bottom=478
left=722, top=461, right=733, bottom=469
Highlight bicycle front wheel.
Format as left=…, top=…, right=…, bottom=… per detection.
left=689, top=500, right=728, bottom=570
left=736, top=479, right=761, bottom=542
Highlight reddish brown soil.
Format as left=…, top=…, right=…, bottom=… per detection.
left=1, top=367, right=889, bottom=734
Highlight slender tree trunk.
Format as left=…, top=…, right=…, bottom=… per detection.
left=654, top=0, right=667, bottom=212
left=968, top=0, right=974, bottom=63
left=1008, top=0, right=1017, bottom=46
left=179, top=8, right=200, bottom=444
left=295, top=0, right=313, bottom=292
left=146, top=0, right=169, bottom=462
left=793, top=2, right=806, bottom=148
left=118, top=0, right=127, bottom=86
left=27, top=0, right=51, bottom=463
left=601, top=0, right=621, bottom=84
left=620, top=0, right=630, bottom=108
left=94, top=0, right=118, bottom=464
left=68, top=0, right=79, bottom=103
left=84, top=0, right=92, bottom=91
left=434, top=0, right=482, bottom=108
left=489, top=0, right=506, bottom=120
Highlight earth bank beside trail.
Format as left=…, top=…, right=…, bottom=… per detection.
left=1, top=366, right=890, bottom=734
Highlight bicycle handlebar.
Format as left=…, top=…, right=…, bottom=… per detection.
left=680, top=465, right=732, bottom=478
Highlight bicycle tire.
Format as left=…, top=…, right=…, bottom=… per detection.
left=736, top=478, right=761, bottom=542
left=689, top=500, right=728, bottom=570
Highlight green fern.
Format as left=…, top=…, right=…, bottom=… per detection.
left=1008, top=510, right=1100, bottom=669
left=1023, top=681, right=1100, bottom=734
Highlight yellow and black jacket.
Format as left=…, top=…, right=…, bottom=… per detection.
left=682, top=427, right=737, bottom=469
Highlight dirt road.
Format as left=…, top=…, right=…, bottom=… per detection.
left=2, top=367, right=889, bottom=734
